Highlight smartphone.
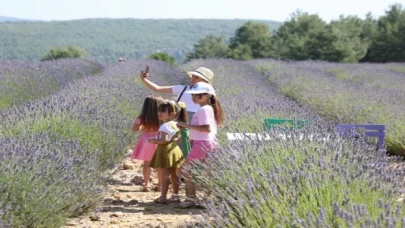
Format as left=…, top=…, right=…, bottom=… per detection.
left=144, top=65, right=150, bottom=74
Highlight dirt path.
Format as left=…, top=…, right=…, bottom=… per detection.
left=62, top=153, right=205, bottom=228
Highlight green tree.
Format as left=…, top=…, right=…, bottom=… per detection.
left=149, top=52, right=177, bottom=66
left=321, top=16, right=371, bottom=63
left=184, top=35, right=229, bottom=62
left=366, top=4, right=405, bottom=62
left=271, top=11, right=328, bottom=60
left=228, top=21, right=273, bottom=60
left=272, top=11, right=373, bottom=63
left=360, top=13, right=379, bottom=42
left=359, top=13, right=379, bottom=62
left=227, top=44, right=253, bottom=60
left=41, top=46, right=86, bottom=61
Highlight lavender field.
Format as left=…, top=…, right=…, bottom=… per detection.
left=0, top=59, right=103, bottom=110
left=1, top=58, right=405, bottom=227
left=252, top=60, right=405, bottom=156
left=0, top=59, right=180, bottom=227
left=184, top=59, right=405, bottom=227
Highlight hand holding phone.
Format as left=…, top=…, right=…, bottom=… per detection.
left=141, top=65, right=149, bottom=78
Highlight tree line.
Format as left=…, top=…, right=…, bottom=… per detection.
left=185, top=4, right=405, bottom=63
left=0, top=19, right=280, bottom=63
left=38, top=3, right=404, bottom=64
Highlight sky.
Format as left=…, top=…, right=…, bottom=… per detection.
left=0, top=0, right=403, bottom=22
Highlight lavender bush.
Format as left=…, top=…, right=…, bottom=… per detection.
left=188, top=132, right=405, bottom=227
left=180, top=59, right=405, bottom=227
left=0, top=133, right=103, bottom=227
left=0, top=59, right=180, bottom=226
left=0, top=59, right=103, bottom=110
left=252, top=59, right=405, bottom=156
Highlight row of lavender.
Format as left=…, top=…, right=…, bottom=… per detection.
left=0, top=59, right=103, bottom=110
left=181, top=59, right=405, bottom=227
left=0, top=59, right=178, bottom=227
left=252, top=59, right=405, bottom=156
left=1, top=58, right=404, bottom=227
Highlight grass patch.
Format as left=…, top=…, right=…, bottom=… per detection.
left=1, top=115, right=104, bottom=152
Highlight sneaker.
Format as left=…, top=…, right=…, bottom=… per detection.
left=167, top=194, right=180, bottom=203
left=153, top=196, right=167, bottom=204
left=197, top=197, right=210, bottom=209
left=179, top=197, right=198, bottom=208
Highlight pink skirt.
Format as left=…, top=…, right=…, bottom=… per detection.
left=186, top=140, right=218, bottom=161
left=131, top=132, right=159, bottom=161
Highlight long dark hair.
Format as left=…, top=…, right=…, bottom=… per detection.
left=138, top=96, right=162, bottom=129
left=209, top=95, right=225, bottom=126
left=158, top=100, right=188, bottom=123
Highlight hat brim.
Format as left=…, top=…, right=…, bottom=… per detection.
left=186, top=71, right=211, bottom=82
left=184, top=90, right=216, bottom=96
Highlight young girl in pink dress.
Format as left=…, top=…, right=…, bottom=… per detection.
left=176, top=82, right=225, bottom=208
left=131, top=95, right=163, bottom=192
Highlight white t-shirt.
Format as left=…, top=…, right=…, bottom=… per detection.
left=158, top=121, right=178, bottom=141
left=172, top=85, right=200, bottom=113
left=189, top=105, right=217, bottom=141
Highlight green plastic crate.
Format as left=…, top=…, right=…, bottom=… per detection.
left=264, top=118, right=311, bottom=131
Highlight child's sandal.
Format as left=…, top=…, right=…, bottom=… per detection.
left=153, top=197, right=167, bottom=204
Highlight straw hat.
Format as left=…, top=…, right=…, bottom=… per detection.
left=186, top=67, right=214, bottom=82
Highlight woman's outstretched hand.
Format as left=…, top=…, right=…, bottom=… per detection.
left=140, top=71, right=148, bottom=79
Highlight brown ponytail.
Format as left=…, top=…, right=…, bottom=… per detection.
left=176, top=105, right=188, bottom=124
left=209, top=96, right=225, bottom=126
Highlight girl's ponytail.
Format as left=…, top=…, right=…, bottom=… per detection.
left=209, top=96, right=225, bottom=126
left=176, top=102, right=189, bottom=124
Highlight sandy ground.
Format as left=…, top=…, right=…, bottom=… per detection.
left=62, top=154, right=205, bottom=228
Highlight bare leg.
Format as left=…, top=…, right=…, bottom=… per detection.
left=182, top=160, right=197, bottom=198
left=161, top=168, right=171, bottom=199
left=157, top=168, right=162, bottom=188
left=178, top=160, right=198, bottom=208
left=169, top=168, right=179, bottom=194
left=185, top=179, right=196, bottom=198
left=176, top=168, right=182, bottom=187
left=143, top=161, right=151, bottom=187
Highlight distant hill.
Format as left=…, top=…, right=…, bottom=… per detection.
left=0, top=16, right=27, bottom=22
left=0, top=18, right=282, bottom=63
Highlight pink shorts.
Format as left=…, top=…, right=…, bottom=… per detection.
left=186, top=140, right=218, bottom=161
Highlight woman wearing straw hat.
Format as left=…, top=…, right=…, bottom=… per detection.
left=140, top=67, right=214, bottom=122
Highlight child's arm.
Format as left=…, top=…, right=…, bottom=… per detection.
left=131, top=118, right=143, bottom=132
left=177, top=123, right=211, bottom=132
left=148, top=132, right=170, bottom=144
